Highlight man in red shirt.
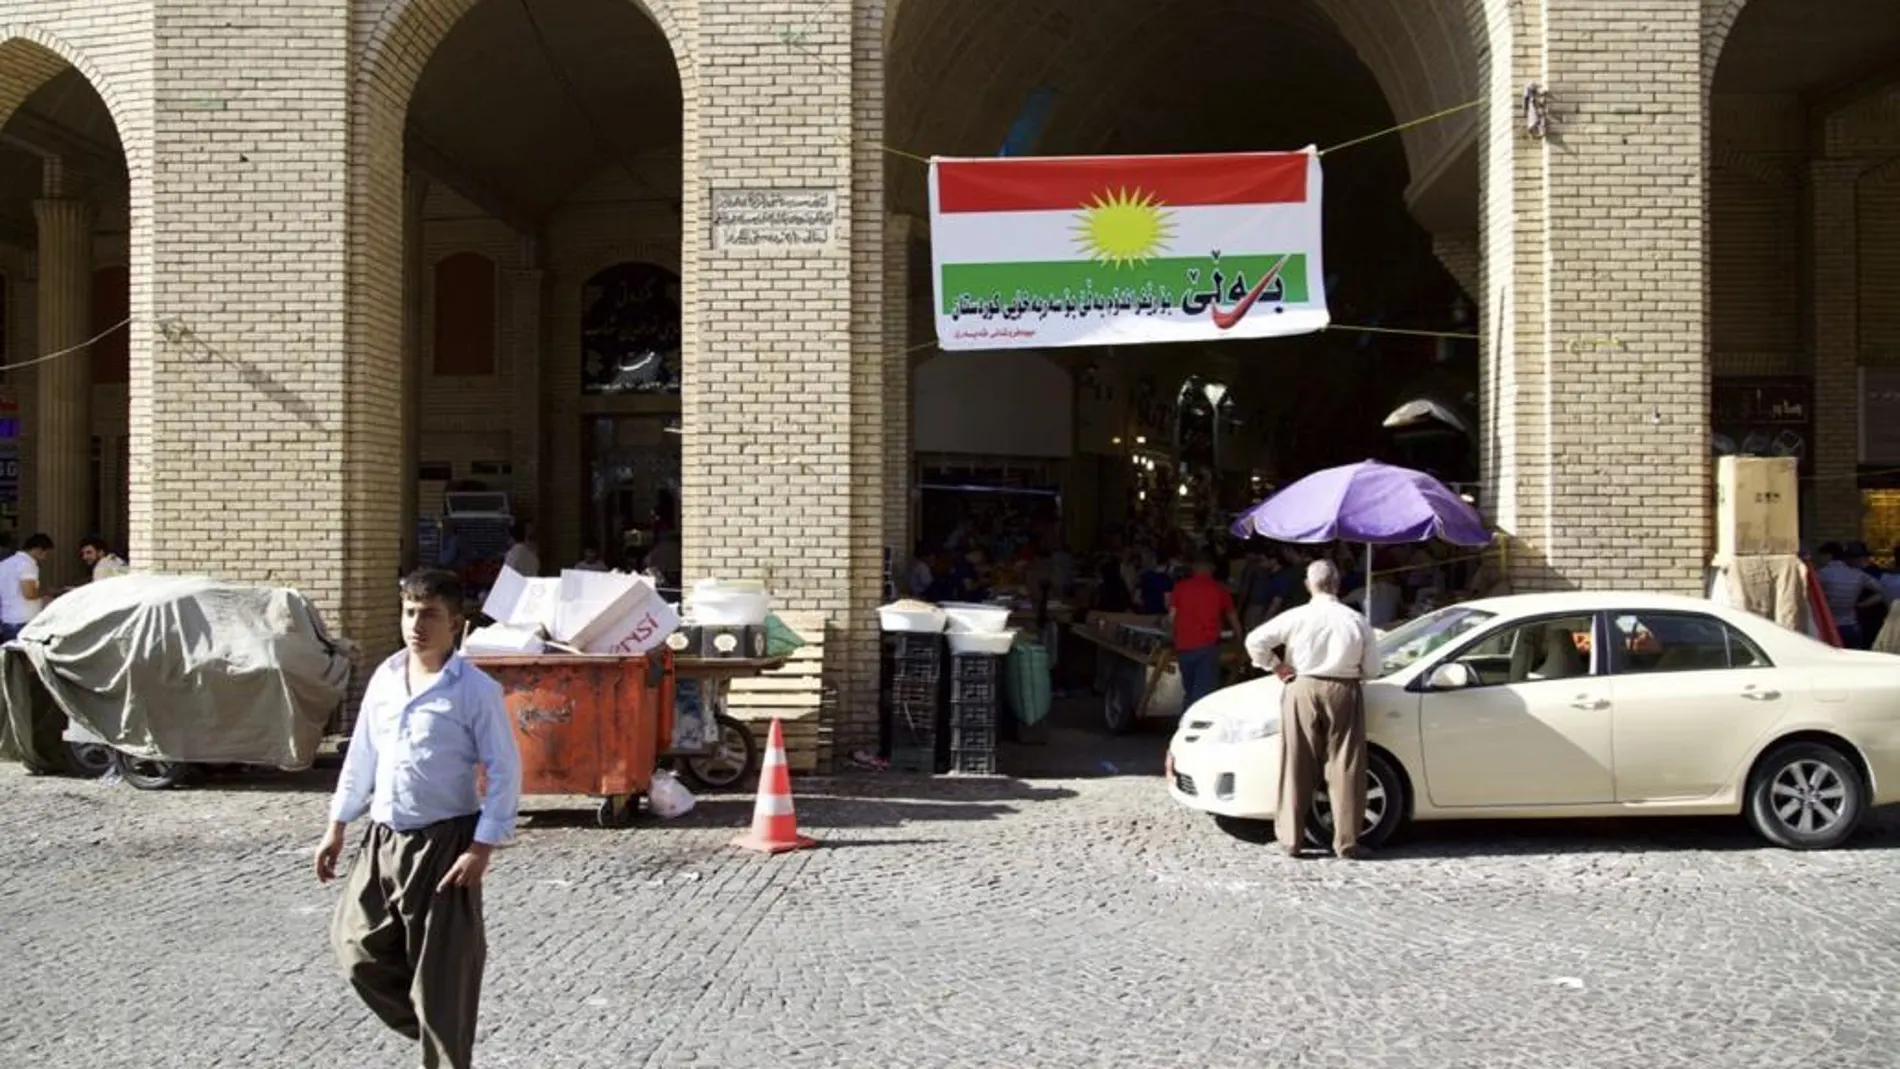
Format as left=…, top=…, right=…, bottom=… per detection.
left=1168, top=553, right=1244, bottom=711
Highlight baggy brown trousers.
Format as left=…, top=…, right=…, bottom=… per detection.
left=331, top=813, right=485, bottom=1069
left=1275, top=676, right=1368, bottom=855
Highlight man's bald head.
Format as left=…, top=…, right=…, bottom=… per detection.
left=1306, top=558, right=1340, bottom=596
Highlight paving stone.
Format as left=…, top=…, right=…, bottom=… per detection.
left=0, top=762, right=1897, bottom=1068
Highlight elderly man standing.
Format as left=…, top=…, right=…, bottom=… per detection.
left=1244, top=559, right=1381, bottom=859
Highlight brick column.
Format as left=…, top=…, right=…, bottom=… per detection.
left=1807, top=160, right=1862, bottom=542
left=681, top=0, right=884, bottom=768
left=400, top=173, right=426, bottom=571
left=884, top=211, right=912, bottom=589
left=1478, top=0, right=1709, bottom=592
left=138, top=8, right=372, bottom=642
left=507, top=255, right=545, bottom=535
left=32, top=195, right=94, bottom=590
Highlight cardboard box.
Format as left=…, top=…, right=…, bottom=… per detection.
left=481, top=567, right=560, bottom=631
left=553, top=569, right=666, bottom=649
left=665, top=623, right=767, bottom=659
left=462, top=623, right=546, bottom=655
left=1715, top=456, right=1799, bottom=558
left=581, top=597, right=681, bottom=655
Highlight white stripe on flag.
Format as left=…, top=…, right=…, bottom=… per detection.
left=930, top=201, right=1320, bottom=267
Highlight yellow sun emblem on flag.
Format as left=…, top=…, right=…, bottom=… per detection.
left=1072, top=187, right=1176, bottom=267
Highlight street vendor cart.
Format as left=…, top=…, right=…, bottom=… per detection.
left=1069, top=612, right=1248, bottom=734
left=662, top=654, right=785, bottom=791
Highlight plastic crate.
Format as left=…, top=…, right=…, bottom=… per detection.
left=948, top=675, right=997, bottom=704
left=951, top=653, right=1001, bottom=681
left=948, top=748, right=998, bottom=776
left=950, top=722, right=994, bottom=752
left=883, top=632, right=944, bottom=661
left=884, top=674, right=941, bottom=708
left=948, top=698, right=997, bottom=728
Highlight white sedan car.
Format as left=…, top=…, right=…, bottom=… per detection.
left=1166, top=591, right=1900, bottom=850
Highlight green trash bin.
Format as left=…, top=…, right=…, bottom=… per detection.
left=1003, top=637, right=1052, bottom=743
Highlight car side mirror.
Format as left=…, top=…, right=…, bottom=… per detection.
left=1428, top=662, right=1473, bottom=690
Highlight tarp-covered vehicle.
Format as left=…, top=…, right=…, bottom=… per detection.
left=0, top=573, right=355, bottom=789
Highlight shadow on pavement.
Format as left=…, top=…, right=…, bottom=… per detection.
left=1212, top=805, right=1900, bottom=857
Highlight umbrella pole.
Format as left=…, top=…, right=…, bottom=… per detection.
left=1365, top=542, right=1374, bottom=622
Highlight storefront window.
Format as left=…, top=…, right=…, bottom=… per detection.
left=580, top=262, right=681, bottom=395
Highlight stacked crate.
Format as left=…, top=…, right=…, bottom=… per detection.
left=880, top=633, right=943, bottom=773
left=945, top=652, right=1002, bottom=775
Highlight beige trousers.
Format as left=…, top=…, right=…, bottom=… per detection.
left=330, top=813, right=486, bottom=1069
left=1276, top=676, right=1368, bottom=854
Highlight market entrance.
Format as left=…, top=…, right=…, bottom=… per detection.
left=884, top=0, right=1481, bottom=774
left=0, top=57, right=132, bottom=591
left=392, top=0, right=684, bottom=589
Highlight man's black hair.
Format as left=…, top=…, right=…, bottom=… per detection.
left=79, top=535, right=110, bottom=554
left=400, top=568, right=465, bottom=614
left=22, top=533, right=53, bottom=552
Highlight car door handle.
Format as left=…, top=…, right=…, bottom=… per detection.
left=1741, top=689, right=1780, bottom=701
left=1570, top=697, right=1609, bottom=711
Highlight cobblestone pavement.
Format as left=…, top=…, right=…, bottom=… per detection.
left=2, top=721, right=1899, bottom=1069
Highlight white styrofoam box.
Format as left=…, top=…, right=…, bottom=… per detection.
left=463, top=623, right=547, bottom=655
left=582, top=596, right=682, bottom=656
left=553, top=569, right=664, bottom=648
left=1714, top=456, right=1799, bottom=558
left=481, top=566, right=560, bottom=631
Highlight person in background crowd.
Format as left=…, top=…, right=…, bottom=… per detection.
left=1093, top=551, right=1132, bottom=614
left=1814, top=541, right=1884, bottom=650
left=1844, top=542, right=1891, bottom=642
left=1168, top=553, right=1243, bottom=711
left=907, top=541, right=934, bottom=598
left=573, top=538, right=609, bottom=572
left=78, top=535, right=128, bottom=581
left=1244, top=559, right=1380, bottom=860
left=502, top=522, right=539, bottom=577
left=1880, top=545, right=1900, bottom=604
left=0, top=533, right=51, bottom=642
left=316, top=569, right=521, bottom=1069
left=1136, top=548, right=1174, bottom=615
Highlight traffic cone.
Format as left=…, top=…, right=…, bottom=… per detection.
left=731, top=718, right=818, bottom=854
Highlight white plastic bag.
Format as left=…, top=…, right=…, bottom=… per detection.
left=648, top=769, right=697, bottom=819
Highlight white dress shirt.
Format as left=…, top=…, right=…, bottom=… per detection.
left=1244, top=592, right=1382, bottom=680
left=328, top=650, right=522, bottom=846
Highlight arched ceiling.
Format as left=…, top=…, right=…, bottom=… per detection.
left=1714, top=0, right=1900, bottom=95
left=886, top=0, right=1481, bottom=231
left=406, top=0, right=681, bottom=220
left=0, top=67, right=127, bottom=248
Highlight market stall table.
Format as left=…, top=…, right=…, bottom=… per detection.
left=1069, top=613, right=1247, bottom=734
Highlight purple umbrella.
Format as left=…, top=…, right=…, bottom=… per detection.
left=1230, top=460, right=1491, bottom=546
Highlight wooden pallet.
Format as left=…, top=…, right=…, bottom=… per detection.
left=722, top=610, right=829, bottom=773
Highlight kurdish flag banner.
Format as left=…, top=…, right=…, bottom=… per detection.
left=927, top=149, right=1328, bottom=351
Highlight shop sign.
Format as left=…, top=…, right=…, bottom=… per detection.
left=710, top=188, right=838, bottom=250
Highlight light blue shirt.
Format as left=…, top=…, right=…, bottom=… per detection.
left=328, top=650, right=522, bottom=846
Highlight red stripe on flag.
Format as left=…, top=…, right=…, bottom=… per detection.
left=934, top=152, right=1309, bottom=214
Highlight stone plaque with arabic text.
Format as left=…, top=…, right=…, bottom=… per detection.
left=710, top=188, right=839, bottom=251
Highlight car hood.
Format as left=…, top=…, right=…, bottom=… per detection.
left=1177, top=674, right=1398, bottom=743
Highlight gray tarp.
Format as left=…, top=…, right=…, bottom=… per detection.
left=0, top=573, right=355, bottom=772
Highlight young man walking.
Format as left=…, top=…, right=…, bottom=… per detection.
left=315, top=568, right=521, bottom=1069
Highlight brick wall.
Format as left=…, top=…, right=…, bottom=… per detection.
left=1477, top=0, right=1710, bottom=592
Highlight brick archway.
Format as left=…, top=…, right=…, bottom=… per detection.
left=342, top=0, right=690, bottom=650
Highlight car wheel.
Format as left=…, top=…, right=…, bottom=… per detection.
left=679, top=715, right=760, bottom=792
left=67, top=743, right=118, bottom=779
left=1746, top=741, right=1865, bottom=850
left=1306, top=750, right=1407, bottom=850
left=1103, top=663, right=1140, bottom=735
left=116, top=754, right=193, bottom=791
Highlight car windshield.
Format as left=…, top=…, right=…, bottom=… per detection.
left=1376, top=606, right=1497, bottom=677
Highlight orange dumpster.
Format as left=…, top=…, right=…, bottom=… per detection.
left=466, top=649, right=675, bottom=827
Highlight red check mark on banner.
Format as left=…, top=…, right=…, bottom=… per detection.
left=1209, top=254, right=1290, bottom=330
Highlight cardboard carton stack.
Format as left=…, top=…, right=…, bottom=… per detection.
left=467, top=566, right=681, bottom=655
left=1707, top=456, right=1817, bottom=637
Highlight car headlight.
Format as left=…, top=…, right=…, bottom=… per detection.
left=1215, top=715, right=1280, bottom=745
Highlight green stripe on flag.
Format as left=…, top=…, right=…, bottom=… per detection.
left=940, top=255, right=1309, bottom=314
